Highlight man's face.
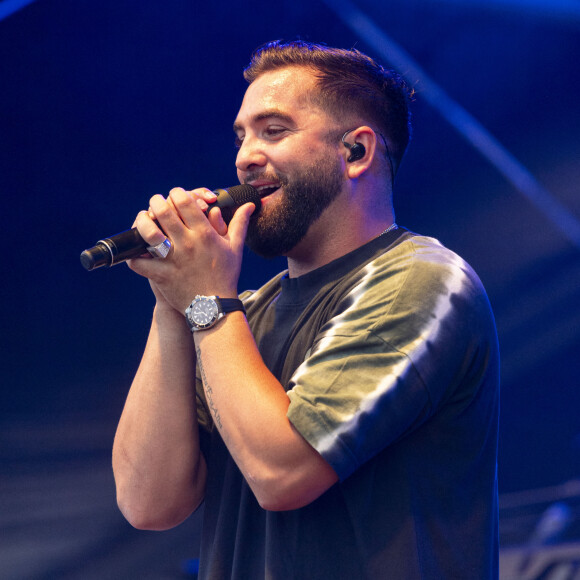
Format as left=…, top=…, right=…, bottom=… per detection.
left=233, top=67, right=345, bottom=259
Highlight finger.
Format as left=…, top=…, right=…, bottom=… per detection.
left=149, top=193, right=186, bottom=238
left=195, top=196, right=210, bottom=214
left=134, top=209, right=167, bottom=246
left=177, top=187, right=218, bottom=217
left=168, top=187, right=186, bottom=198
left=166, top=188, right=208, bottom=232
left=189, top=187, right=220, bottom=225
left=132, top=208, right=157, bottom=228
left=190, top=187, right=218, bottom=205
left=207, top=206, right=228, bottom=236
left=127, top=252, right=162, bottom=276
left=227, top=202, right=255, bottom=252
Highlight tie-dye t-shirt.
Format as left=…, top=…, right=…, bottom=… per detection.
left=196, top=228, right=499, bottom=580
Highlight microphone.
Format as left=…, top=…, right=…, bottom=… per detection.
left=80, top=184, right=260, bottom=271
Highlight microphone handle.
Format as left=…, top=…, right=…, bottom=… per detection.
left=80, top=228, right=149, bottom=271
left=80, top=185, right=259, bottom=271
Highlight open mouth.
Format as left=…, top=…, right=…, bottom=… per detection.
left=256, top=184, right=281, bottom=198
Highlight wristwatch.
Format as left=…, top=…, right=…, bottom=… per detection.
left=185, top=295, right=245, bottom=332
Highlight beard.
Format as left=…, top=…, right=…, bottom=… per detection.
left=244, top=153, right=344, bottom=259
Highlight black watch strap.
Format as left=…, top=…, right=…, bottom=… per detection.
left=219, top=298, right=246, bottom=315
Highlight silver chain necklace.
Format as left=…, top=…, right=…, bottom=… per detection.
left=379, top=223, right=398, bottom=236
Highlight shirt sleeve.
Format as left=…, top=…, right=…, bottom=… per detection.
left=286, top=236, right=497, bottom=481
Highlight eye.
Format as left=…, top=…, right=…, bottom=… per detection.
left=263, top=126, right=288, bottom=140
left=234, top=125, right=290, bottom=149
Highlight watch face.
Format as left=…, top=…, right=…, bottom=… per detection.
left=190, top=296, right=219, bottom=329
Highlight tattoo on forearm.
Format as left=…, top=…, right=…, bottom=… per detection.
left=195, top=344, right=223, bottom=430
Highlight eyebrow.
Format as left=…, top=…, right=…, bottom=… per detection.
left=233, top=110, right=295, bottom=134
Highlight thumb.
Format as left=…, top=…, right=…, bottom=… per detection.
left=228, top=202, right=256, bottom=250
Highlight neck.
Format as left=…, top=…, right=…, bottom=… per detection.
left=285, top=210, right=395, bottom=278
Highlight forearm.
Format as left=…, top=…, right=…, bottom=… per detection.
left=113, top=305, right=206, bottom=530
left=194, top=312, right=337, bottom=511
left=120, top=190, right=336, bottom=510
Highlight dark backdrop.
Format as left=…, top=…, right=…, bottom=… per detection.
left=2, top=0, right=579, bottom=503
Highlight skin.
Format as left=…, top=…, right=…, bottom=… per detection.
left=112, top=65, right=395, bottom=529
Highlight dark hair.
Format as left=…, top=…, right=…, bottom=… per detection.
left=244, top=40, right=414, bottom=173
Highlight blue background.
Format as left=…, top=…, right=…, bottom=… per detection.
left=1, top=0, right=579, bottom=576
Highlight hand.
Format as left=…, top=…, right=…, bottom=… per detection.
left=127, top=187, right=255, bottom=313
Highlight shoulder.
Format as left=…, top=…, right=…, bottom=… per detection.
left=371, top=233, right=482, bottom=290
left=316, top=232, right=498, bottom=387
left=394, top=234, right=487, bottom=302
left=332, top=233, right=491, bottom=329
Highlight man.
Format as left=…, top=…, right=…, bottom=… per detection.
left=112, top=41, right=499, bottom=579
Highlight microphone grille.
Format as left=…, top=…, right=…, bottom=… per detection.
left=226, top=184, right=261, bottom=206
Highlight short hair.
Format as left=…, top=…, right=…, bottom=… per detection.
left=244, top=40, right=414, bottom=173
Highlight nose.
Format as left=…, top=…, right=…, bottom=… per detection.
left=235, top=135, right=268, bottom=174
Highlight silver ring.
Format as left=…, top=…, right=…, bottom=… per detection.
left=146, top=237, right=172, bottom=259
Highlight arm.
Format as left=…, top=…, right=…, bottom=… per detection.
left=112, top=294, right=207, bottom=530
left=113, top=189, right=225, bottom=529
left=194, top=311, right=338, bottom=511
left=122, top=187, right=338, bottom=512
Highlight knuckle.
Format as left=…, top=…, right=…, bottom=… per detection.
left=155, top=203, right=172, bottom=219
left=170, top=188, right=196, bottom=209
left=169, top=188, right=185, bottom=201
left=134, top=210, right=148, bottom=226
left=134, top=211, right=156, bottom=234
left=196, top=198, right=209, bottom=212
left=149, top=193, right=165, bottom=206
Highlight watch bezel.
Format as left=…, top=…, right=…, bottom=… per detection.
left=186, top=295, right=222, bottom=331
left=185, top=295, right=246, bottom=333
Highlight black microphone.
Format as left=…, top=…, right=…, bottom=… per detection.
left=80, top=184, right=260, bottom=271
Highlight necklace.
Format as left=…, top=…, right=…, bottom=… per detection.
left=379, top=223, right=398, bottom=236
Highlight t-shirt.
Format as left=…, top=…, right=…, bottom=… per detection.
left=196, top=228, right=500, bottom=579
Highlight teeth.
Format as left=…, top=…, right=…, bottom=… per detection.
left=255, top=184, right=280, bottom=197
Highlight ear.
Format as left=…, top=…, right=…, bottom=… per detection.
left=342, top=126, right=378, bottom=179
